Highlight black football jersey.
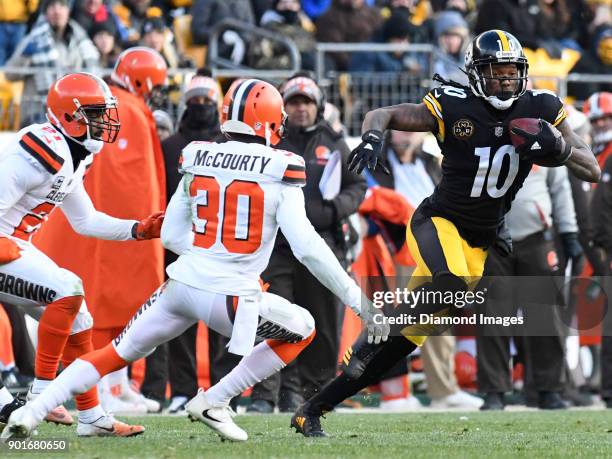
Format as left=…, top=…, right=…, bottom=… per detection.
left=420, top=87, right=567, bottom=248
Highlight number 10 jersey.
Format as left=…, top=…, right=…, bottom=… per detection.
left=420, top=86, right=567, bottom=248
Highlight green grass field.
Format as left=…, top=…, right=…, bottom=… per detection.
left=3, top=412, right=612, bottom=458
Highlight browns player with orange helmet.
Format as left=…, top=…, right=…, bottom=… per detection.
left=34, top=48, right=168, bottom=414
left=0, top=72, right=164, bottom=437
left=3, top=79, right=373, bottom=443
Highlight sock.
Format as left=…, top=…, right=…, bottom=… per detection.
left=306, top=336, right=417, bottom=415
left=77, top=404, right=106, bottom=424
left=61, top=329, right=99, bottom=411
left=0, top=385, right=14, bottom=408
left=31, top=378, right=51, bottom=395
left=35, top=295, right=84, bottom=380
left=206, top=341, right=286, bottom=407
left=27, top=359, right=101, bottom=425
left=107, top=368, right=127, bottom=397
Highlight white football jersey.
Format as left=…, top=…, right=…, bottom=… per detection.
left=164, top=139, right=307, bottom=295
left=0, top=123, right=93, bottom=241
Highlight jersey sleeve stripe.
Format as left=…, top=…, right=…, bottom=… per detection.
left=423, top=99, right=445, bottom=142
left=424, top=94, right=443, bottom=120
left=19, top=133, right=64, bottom=174
left=282, top=176, right=306, bottom=185
left=286, top=164, right=305, bottom=172
left=283, top=169, right=306, bottom=179
left=553, top=107, right=567, bottom=126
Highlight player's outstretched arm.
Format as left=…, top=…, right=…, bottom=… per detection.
left=348, top=104, right=436, bottom=174
left=160, top=177, right=194, bottom=255
left=556, top=120, right=600, bottom=183
left=61, top=182, right=162, bottom=241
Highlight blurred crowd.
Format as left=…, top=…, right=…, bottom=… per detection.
left=0, top=0, right=611, bottom=414
left=0, top=0, right=610, bottom=127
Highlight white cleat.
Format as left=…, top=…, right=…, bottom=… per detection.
left=379, top=395, right=423, bottom=412
left=430, top=390, right=484, bottom=409
left=118, top=384, right=160, bottom=413
left=1, top=407, right=38, bottom=441
left=76, top=414, right=145, bottom=437
left=185, top=391, right=247, bottom=442
left=100, top=392, right=148, bottom=415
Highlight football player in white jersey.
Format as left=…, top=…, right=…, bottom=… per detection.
left=2, top=79, right=389, bottom=442
left=0, top=73, right=163, bottom=437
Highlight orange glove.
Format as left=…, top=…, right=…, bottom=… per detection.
left=0, top=237, right=22, bottom=264
left=133, top=211, right=165, bottom=240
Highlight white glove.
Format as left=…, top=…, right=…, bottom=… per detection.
left=360, top=299, right=390, bottom=345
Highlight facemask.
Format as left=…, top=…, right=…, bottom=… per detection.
left=184, top=104, right=219, bottom=129
left=278, top=10, right=299, bottom=24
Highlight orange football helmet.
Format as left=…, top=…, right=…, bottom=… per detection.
left=221, top=79, right=286, bottom=146
left=111, top=47, right=167, bottom=101
left=583, top=92, right=612, bottom=121
left=46, top=72, right=120, bottom=144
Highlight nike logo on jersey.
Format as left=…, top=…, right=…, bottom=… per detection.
left=531, top=142, right=542, bottom=150
left=193, top=150, right=271, bottom=174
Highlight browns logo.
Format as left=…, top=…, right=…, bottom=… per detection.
left=452, top=119, right=474, bottom=138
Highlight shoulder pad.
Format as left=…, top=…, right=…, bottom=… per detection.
left=17, top=124, right=65, bottom=175
left=529, top=90, right=567, bottom=126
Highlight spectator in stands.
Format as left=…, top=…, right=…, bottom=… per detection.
left=475, top=0, right=546, bottom=53
left=248, top=72, right=367, bottom=413
left=113, top=0, right=160, bottom=45
left=140, top=71, right=224, bottom=415
left=569, top=25, right=612, bottom=99
left=190, top=0, right=256, bottom=64
left=379, top=0, right=434, bottom=43
left=247, top=0, right=317, bottom=70
left=190, top=0, right=256, bottom=45
left=432, top=9, right=469, bottom=85
left=5, top=0, right=100, bottom=126
left=348, top=12, right=419, bottom=73
left=477, top=164, right=579, bottom=410
left=140, top=16, right=184, bottom=68
left=316, top=0, right=382, bottom=71
left=71, top=0, right=125, bottom=40
left=91, top=21, right=122, bottom=68
left=0, top=0, right=39, bottom=66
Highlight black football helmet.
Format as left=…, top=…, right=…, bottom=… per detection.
left=465, top=30, right=529, bottom=110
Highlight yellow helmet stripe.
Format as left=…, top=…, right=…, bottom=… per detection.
left=495, top=30, right=510, bottom=52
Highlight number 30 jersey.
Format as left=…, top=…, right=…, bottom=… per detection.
left=420, top=86, right=567, bottom=247
left=162, top=139, right=362, bottom=309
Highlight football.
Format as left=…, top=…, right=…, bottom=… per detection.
left=508, top=118, right=541, bottom=149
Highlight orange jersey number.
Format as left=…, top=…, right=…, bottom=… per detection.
left=12, top=202, right=55, bottom=240
left=190, top=176, right=264, bottom=254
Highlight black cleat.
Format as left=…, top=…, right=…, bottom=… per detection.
left=538, top=391, right=569, bottom=410
left=291, top=406, right=327, bottom=438
left=0, top=397, right=25, bottom=425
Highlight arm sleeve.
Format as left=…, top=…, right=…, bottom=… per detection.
left=277, top=185, right=362, bottom=314
left=547, top=166, right=578, bottom=234
left=161, top=177, right=194, bottom=256
left=0, top=154, right=46, bottom=220
left=61, top=182, right=136, bottom=240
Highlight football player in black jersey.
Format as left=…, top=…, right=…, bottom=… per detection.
left=291, top=29, right=600, bottom=437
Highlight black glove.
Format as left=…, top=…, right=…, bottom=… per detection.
left=560, top=232, right=583, bottom=261
left=511, top=119, right=572, bottom=165
left=348, top=130, right=389, bottom=174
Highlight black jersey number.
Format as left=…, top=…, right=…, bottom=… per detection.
left=470, top=145, right=520, bottom=198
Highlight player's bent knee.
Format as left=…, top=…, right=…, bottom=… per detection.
left=56, top=269, right=85, bottom=299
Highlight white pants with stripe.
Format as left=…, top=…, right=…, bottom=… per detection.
left=112, top=278, right=315, bottom=363
left=0, top=239, right=92, bottom=333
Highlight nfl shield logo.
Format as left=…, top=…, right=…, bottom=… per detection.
left=495, top=126, right=503, bottom=137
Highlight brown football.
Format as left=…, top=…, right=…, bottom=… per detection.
left=509, top=118, right=541, bottom=149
